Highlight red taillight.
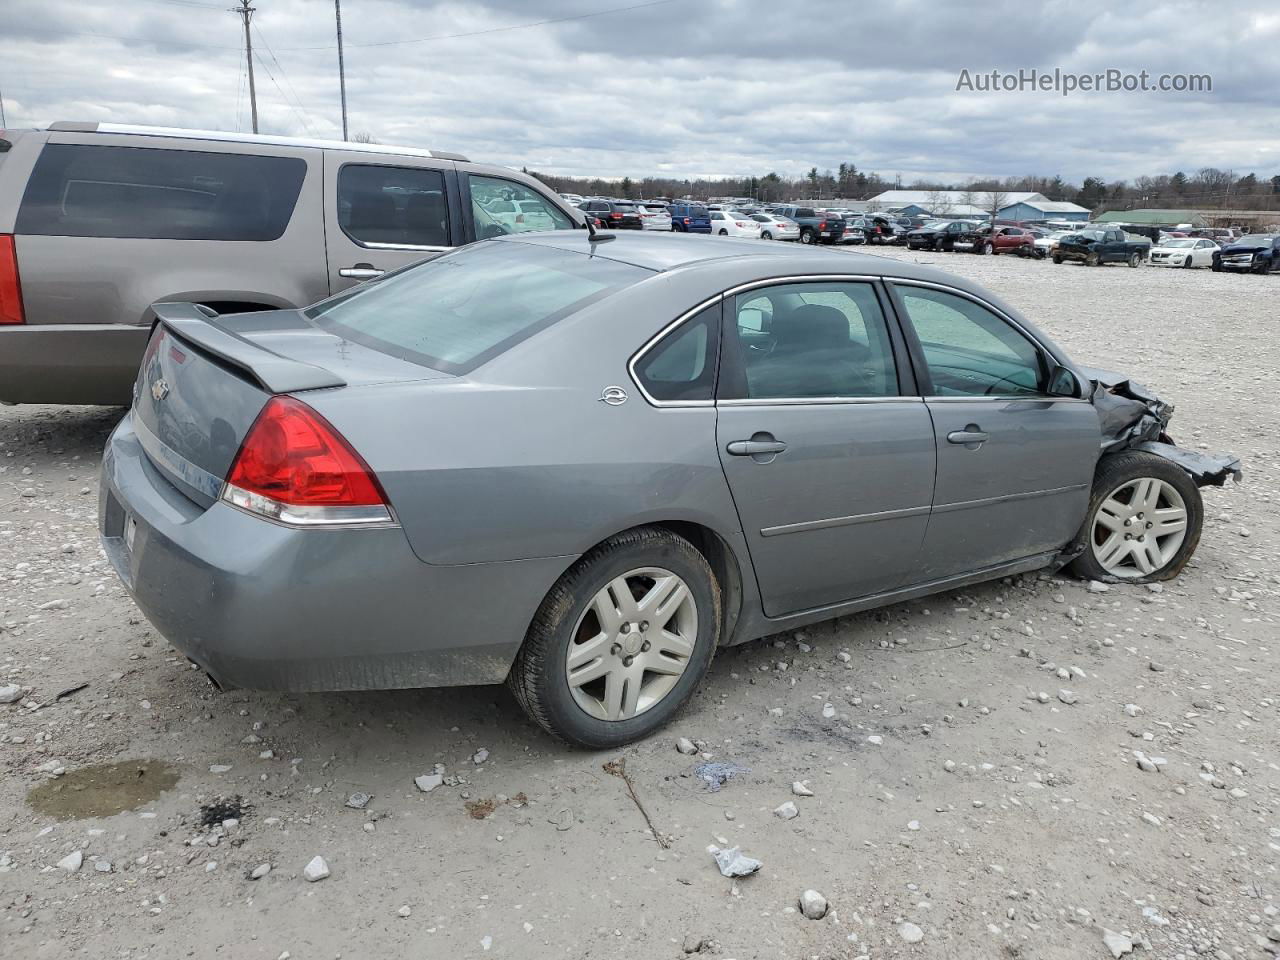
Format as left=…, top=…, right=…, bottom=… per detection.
left=818, top=220, right=826, bottom=230
left=683, top=218, right=690, bottom=224
left=223, top=396, right=391, bottom=525
left=610, top=212, right=622, bottom=219
left=0, top=235, right=25, bottom=325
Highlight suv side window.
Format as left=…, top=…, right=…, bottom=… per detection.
left=469, top=175, right=572, bottom=238
left=17, top=143, right=306, bottom=241
left=337, top=164, right=450, bottom=248
left=895, top=285, right=1047, bottom=397
left=722, top=282, right=900, bottom=400
left=633, top=305, right=720, bottom=403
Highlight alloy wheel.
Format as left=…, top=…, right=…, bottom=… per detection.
left=565, top=568, right=698, bottom=721
left=1090, top=478, right=1189, bottom=578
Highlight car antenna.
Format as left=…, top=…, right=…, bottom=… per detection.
left=584, top=214, right=615, bottom=243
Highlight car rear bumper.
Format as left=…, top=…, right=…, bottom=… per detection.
left=98, top=413, right=571, bottom=692
left=0, top=323, right=149, bottom=405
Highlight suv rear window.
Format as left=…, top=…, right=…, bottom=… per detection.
left=307, top=240, right=649, bottom=373
left=16, top=144, right=306, bottom=241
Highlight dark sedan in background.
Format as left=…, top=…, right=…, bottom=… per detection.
left=1212, top=234, right=1280, bottom=273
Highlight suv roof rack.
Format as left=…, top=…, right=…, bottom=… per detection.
left=46, top=122, right=469, bottom=163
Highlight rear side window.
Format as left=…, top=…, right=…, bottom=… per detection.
left=16, top=144, right=305, bottom=241
left=307, top=240, right=648, bottom=374
left=338, top=163, right=450, bottom=248
left=633, top=305, right=719, bottom=403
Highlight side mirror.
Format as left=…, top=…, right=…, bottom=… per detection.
left=1048, top=364, right=1082, bottom=398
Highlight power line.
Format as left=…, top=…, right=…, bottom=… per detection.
left=252, top=48, right=314, bottom=134
left=279, top=0, right=679, bottom=50
left=253, top=23, right=315, bottom=134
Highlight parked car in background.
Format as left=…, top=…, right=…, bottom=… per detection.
left=579, top=199, right=645, bottom=230
left=558, top=192, right=584, bottom=206
left=0, top=122, right=583, bottom=405
left=99, top=232, right=1238, bottom=748
left=906, top=220, right=977, bottom=252
left=837, top=217, right=867, bottom=245
left=1034, top=229, right=1077, bottom=258
left=638, top=204, right=673, bottom=231
left=955, top=224, right=1037, bottom=256
left=1150, top=237, right=1218, bottom=268
left=1189, top=227, right=1236, bottom=243
left=746, top=213, right=799, bottom=241
left=1053, top=228, right=1150, bottom=267
left=710, top=210, right=763, bottom=238
left=668, top=202, right=712, bottom=233
left=1212, top=234, right=1280, bottom=273
left=766, top=205, right=842, bottom=244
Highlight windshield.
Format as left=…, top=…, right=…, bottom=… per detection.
left=1161, top=239, right=1195, bottom=248
left=307, top=241, right=649, bottom=373
left=1237, top=234, right=1276, bottom=245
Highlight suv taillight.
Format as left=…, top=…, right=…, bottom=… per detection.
left=222, top=396, right=393, bottom=526
left=0, top=235, right=24, bottom=325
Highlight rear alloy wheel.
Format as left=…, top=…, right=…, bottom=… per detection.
left=800, top=230, right=815, bottom=244
left=1069, top=452, right=1202, bottom=583
left=1128, top=251, right=1142, bottom=268
left=508, top=527, right=720, bottom=748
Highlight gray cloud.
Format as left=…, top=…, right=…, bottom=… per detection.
left=4, top=0, right=1278, bottom=183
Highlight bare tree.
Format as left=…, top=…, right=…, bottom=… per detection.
left=984, top=189, right=1009, bottom=224
left=351, top=131, right=379, bottom=144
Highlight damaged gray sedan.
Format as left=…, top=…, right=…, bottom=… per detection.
left=98, top=232, right=1240, bottom=748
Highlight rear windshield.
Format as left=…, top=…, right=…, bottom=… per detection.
left=16, top=143, right=306, bottom=241
left=306, top=240, right=649, bottom=374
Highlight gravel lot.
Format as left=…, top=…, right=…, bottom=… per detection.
left=1, top=247, right=1277, bottom=960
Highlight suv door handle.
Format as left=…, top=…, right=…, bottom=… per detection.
left=339, top=264, right=384, bottom=280
left=726, top=438, right=787, bottom=456
left=946, top=427, right=990, bottom=445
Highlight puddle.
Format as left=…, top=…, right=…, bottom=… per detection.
left=27, top=760, right=179, bottom=820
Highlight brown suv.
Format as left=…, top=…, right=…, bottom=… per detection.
left=0, top=122, right=584, bottom=404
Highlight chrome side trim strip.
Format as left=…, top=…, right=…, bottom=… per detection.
left=760, top=503, right=931, bottom=538
left=358, top=242, right=454, bottom=253
left=931, top=482, right=1088, bottom=515
left=719, top=396, right=924, bottom=407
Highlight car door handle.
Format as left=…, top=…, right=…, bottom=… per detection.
left=946, top=428, right=990, bottom=445
left=726, top=439, right=787, bottom=456
left=339, top=264, right=384, bottom=280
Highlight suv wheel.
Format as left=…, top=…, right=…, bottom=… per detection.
left=1068, top=452, right=1202, bottom=583
left=508, top=527, right=721, bottom=748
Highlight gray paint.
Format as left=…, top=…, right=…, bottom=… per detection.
left=98, top=231, right=1212, bottom=694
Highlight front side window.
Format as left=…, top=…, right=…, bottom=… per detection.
left=469, top=175, right=572, bottom=238
left=308, top=241, right=647, bottom=373
left=895, top=285, right=1047, bottom=397
left=722, top=282, right=900, bottom=400
left=17, top=144, right=305, bottom=241
left=337, top=163, right=449, bottom=248
left=633, top=305, right=719, bottom=402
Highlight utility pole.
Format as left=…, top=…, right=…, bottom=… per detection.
left=233, top=0, right=259, bottom=134
left=335, top=0, right=349, bottom=141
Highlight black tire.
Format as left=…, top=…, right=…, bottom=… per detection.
left=762, top=231, right=773, bottom=240
left=1211, top=262, right=1222, bottom=272
left=1087, top=251, right=1102, bottom=267
left=1067, top=452, right=1203, bottom=584
left=1128, top=252, right=1142, bottom=268
left=1182, top=256, right=1193, bottom=268
left=799, top=229, right=815, bottom=244
left=1053, top=254, right=1064, bottom=264
left=507, top=527, right=721, bottom=749
left=976, top=241, right=990, bottom=255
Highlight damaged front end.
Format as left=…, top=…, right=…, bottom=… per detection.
left=1081, top=366, right=1243, bottom=488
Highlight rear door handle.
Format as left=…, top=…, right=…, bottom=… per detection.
left=946, top=428, right=990, bottom=445
left=339, top=264, right=384, bottom=280
left=726, top=439, right=787, bottom=456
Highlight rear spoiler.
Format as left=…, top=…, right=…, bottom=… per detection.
left=150, top=302, right=346, bottom=393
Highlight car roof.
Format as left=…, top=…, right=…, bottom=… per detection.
left=493, top=230, right=980, bottom=285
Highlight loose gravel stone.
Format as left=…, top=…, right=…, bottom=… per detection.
left=302, top=856, right=330, bottom=882
left=799, top=889, right=828, bottom=920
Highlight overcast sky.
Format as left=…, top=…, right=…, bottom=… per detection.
left=4, top=0, right=1278, bottom=184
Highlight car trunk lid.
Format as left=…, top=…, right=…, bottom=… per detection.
left=133, top=303, right=449, bottom=507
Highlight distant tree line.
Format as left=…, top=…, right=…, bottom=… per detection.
left=521, top=163, right=1280, bottom=212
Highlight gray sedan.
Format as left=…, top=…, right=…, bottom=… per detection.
left=99, top=233, right=1239, bottom=748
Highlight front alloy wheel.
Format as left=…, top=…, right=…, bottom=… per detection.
left=1069, top=452, right=1203, bottom=583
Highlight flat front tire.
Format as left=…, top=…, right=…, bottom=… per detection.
left=1068, top=452, right=1203, bottom=583
left=508, top=527, right=721, bottom=749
